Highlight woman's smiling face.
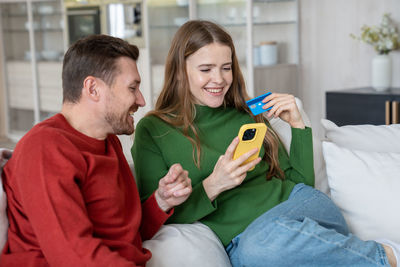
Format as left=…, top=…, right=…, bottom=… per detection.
left=186, top=42, right=233, bottom=108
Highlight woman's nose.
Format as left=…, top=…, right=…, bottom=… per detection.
left=212, top=70, right=224, bottom=84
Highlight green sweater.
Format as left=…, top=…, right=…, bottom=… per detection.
left=132, top=105, right=314, bottom=246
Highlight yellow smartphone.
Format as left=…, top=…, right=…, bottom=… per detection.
left=233, top=123, right=267, bottom=171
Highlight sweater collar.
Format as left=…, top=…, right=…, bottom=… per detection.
left=56, top=113, right=108, bottom=153
left=194, top=104, right=228, bottom=121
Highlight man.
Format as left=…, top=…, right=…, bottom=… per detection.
left=0, top=35, right=192, bottom=266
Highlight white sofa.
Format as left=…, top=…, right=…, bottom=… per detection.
left=1, top=99, right=399, bottom=266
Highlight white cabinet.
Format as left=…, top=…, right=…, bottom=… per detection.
left=145, top=0, right=299, bottom=107
left=146, top=0, right=189, bottom=105
left=0, top=0, right=66, bottom=137
left=6, top=61, right=63, bottom=112
left=0, top=0, right=299, bottom=140
left=252, top=0, right=299, bottom=96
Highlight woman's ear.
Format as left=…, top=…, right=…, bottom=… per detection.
left=82, top=76, right=100, bottom=102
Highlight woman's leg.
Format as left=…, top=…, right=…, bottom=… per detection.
left=226, top=184, right=390, bottom=267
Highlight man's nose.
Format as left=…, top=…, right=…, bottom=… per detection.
left=136, top=90, right=146, bottom=107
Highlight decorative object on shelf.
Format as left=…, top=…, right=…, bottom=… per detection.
left=176, top=0, right=188, bottom=7
left=351, top=13, right=400, bottom=91
left=24, top=50, right=41, bottom=61
left=41, top=50, right=62, bottom=61
left=24, top=21, right=40, bottom=30
left=371, top=54, right=391, bottom=91
left=37, top=5, right=54, bottom=15
left=259, top=41, right=278, bottom=66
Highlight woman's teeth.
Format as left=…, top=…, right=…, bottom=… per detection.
left=205, top=88, right=222, bottom=93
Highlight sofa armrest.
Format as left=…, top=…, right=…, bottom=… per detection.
left=0, top=148, right=12, bottom=251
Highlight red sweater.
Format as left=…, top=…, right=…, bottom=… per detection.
left=1, top=114, right=171, bottom=267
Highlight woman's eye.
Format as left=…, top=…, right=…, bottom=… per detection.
left=223, top=67, right=232, bottom=71
left=200, top=69, right=210, bottom=73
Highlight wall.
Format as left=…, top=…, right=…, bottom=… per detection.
left=0, top=39, right=6, bottom=138
left=299, top=0, right=400, bottom=138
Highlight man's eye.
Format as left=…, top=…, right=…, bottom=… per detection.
left=130, top=87, right=136, bottom=91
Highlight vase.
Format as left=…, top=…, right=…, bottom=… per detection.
left=371, top=54, right=392, bottom=91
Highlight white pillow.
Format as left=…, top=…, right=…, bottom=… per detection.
left=322, top=141, right=400, bottom=242
left=270, top=98, right=329, bottom=194
left=321, top=119, right=400, bottom=152
left=143, top=222, right=232, bottom=267
left=0, top=148, right=12, bottom=251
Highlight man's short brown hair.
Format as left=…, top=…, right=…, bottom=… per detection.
left=62, top=34, right=139, bottom=103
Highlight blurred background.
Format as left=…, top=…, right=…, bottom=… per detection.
left=0, top=0, right=399, bottom=162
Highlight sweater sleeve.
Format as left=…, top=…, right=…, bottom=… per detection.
left=132, top=119, right=217, bottom=224
left=279, top=127, right=315, bottom=186
left=14, top=132, right=136, bottom=267
left=166, top=180, right=217, bottom=224
left=140, top=192, right=172, bottom=240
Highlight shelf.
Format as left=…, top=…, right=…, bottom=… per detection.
left=223, top=20, right=297, bottom=27
left=4, top=28, right=63, bottom=32
left=197, top=0, right=296, bottom=6
left=254, top=64, right=298, bottom=95
left=148, top=0, right=189, bottom=8
left=254, top=20, right=297, bottom=26
left=3, top=12, right=63, bottom=17
left=254, top=63, right=297, bottom=69
left=328, top=87, right=400, bottom=96
left=149, top=24, right=181, bottom=29
left=150, top=20, right=296, bottom=29
left=6, top=59, right=63, bottom=63
left=6, top=61, right=63, bottom=113
left=198, top=0, right=244, bottom=3
left=254, top=0, right=296, bottom=3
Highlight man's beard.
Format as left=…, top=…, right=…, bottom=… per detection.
left=105, top=111, right=134, bottom=135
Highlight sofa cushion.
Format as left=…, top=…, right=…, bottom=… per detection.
left=323, top=141, right=400, bottom=243
left=270, top=98, right=329, bottom=194
left=143, top=222, right=232, bottom=267
left=321, top=119, right=400, bottom=152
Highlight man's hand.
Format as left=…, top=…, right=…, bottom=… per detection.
left=155, top=163, right=192, bottom=212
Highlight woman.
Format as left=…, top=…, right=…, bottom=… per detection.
left=132, top=20, right=398, bottom=266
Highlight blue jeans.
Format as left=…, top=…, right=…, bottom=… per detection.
left=226, top=183, right=389, bottom=266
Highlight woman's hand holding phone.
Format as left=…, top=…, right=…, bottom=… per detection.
left=202, top=135, right=262, bottom=202
left=262, top=93, right=305, bottom=129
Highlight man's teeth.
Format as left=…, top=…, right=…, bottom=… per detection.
left=206, top=88, right=222, bottom=93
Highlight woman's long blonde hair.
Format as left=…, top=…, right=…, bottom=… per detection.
left=147, top=20, right=284, bottom=180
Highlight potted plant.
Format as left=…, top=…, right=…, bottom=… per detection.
left=351, top=13, right=400, bottom=91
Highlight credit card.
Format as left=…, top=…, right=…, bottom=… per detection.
left=246, top=92, right=272, bottom=116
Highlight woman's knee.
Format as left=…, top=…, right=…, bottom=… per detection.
left=233, top=218, right=293, bottom=266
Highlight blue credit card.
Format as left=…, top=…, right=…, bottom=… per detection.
left=246, top=92, right=272, bottom=116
